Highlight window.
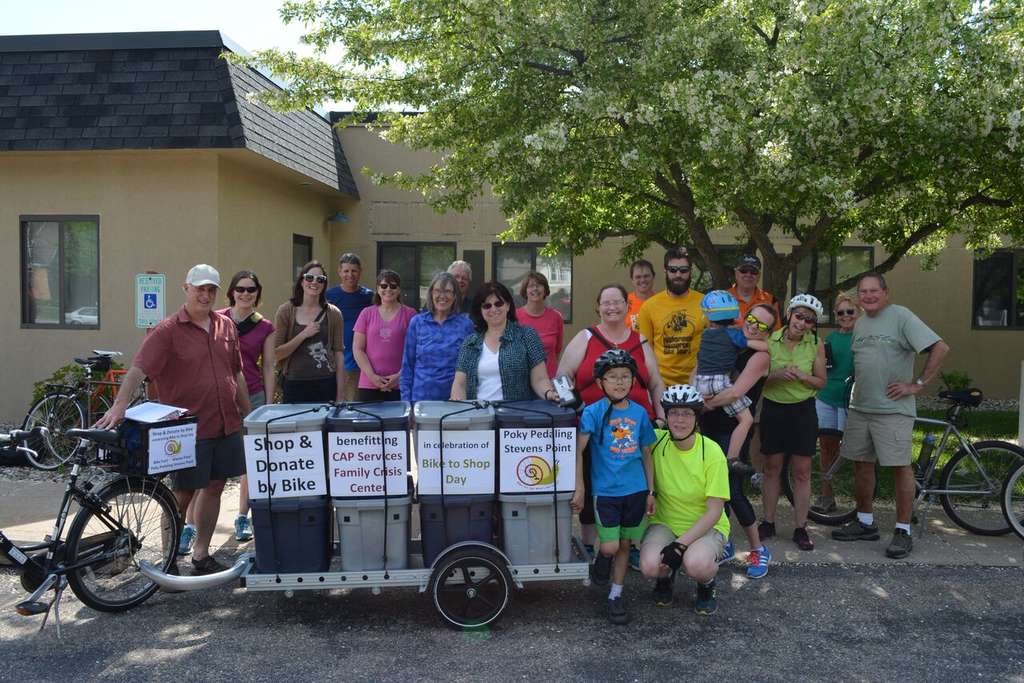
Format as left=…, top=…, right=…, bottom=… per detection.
left=972, top=250, right=1024, bottom=329
left=292, top=234, right=313, bottom=279
left=493, top=243, right=572, bottom=322
left=21, top=216, right=99, bottom=328
left=792, top=247, right=874, bottom=324
left=378, top=242, right=457, bottom=309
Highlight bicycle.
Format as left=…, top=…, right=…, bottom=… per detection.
left=0, top=426, right=180, bottom=636
left=1002, top=455, right=1024, bottom=541
left=21, top=350, right=147, bottom=470
left=782, top=388, right=1024, bottom=535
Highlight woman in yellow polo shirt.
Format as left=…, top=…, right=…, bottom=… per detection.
left=758, top=294, right=827, bottom=551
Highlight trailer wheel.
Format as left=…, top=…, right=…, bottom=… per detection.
left=429, top=546, right=512, bottom=630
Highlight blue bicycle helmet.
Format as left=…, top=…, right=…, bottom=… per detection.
left=701, top=290, right=740, bottom=322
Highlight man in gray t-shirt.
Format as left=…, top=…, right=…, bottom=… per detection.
left=832, top=273, right=949, bottom=559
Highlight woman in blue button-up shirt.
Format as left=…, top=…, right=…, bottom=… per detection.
left=399, top=272, right=474, bottom=401
left=450, top=281, right=558, bottom=402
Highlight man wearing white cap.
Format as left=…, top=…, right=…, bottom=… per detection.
left=97, top=264, right=251, bottom=575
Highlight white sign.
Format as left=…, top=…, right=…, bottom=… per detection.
left=244, top=430, right=327, bottom=499
left=498, top=427, right=576, bottom=494
left=147, top=422, right=197, bottom=475
left=135, top=273, right=166, bottom=328
left=416, top=429, right=495, bottom=495
left=328, top=430, right=409, bottom=497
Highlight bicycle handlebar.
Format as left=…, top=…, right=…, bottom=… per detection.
left=0, top=426, right=48, bottom=446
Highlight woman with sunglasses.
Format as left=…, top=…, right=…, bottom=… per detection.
left=450, top=281, right=557, bottom=402
left=758, top=294, right=828, bottom=551
left=702, top=303, right=776, bottom=578
left=351, top=270, right=417, bottom=402
left=273, top=260, right=345, bottom=403
left=813, top=292, right=860, bottom=513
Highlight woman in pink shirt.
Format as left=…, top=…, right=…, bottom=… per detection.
left=515, top=271, right=564, bottom=378
left=352, top=269, right=417, bottom=402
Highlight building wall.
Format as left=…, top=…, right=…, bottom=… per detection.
left=337, top=125, right=1023, bottom=400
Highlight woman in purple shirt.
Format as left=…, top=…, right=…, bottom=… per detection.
left=352, top=270, right=417, bottom=402
left=400, top=271, right=474, bottom=401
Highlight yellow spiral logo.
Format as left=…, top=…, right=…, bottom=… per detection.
left=164, top=439, right=182, bottom=456
left=516, top=455, right=556, bottom=487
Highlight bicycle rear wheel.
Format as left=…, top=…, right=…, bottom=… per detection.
left=22, top=393, right=85, bottom=470
left=1002, top=460, right=1024, bottom=541
left=783, top=453, right=865, bottom=526
left=65, top=476, right=180, bottom=612
left=939, top=440, right=1024, bottom=536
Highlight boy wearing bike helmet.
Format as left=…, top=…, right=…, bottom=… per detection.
left=639, top=385, right=731, bottom=615
left=693, top=290, right=767, bottom=462
left=571, top=349, right=657, bottom=625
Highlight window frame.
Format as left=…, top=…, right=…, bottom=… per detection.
left=20, top=214, right=101, bottom=330
left=376, top=240, right=458, bottom=310
left=491, top=242, right=574, bottom=323
left=790, top=246, right=875, bottom=327
left=971, top=249, right=1024, bottom=331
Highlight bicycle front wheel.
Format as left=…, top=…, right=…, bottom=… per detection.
left=65, top=476, right=180, bottom=612
left=1002, top=460, right=1024, bottom=541
left=783, top=452, right=864, bottom=526
left=939, top=440, right=1024, bottom=536
left=22, top=393, right=85, bottom=470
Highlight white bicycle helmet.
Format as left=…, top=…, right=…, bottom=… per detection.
left=660, top=384, right=704, bottom=411
left=787, top=293, right=824, bottom=321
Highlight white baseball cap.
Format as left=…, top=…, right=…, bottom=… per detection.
left=186, top=264, right=220, bottom=287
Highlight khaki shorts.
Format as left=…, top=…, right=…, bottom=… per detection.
left=342, top=368, right=360, bottom=402
left=641, top=523, right=727, bottom=562
left=839, top=409, right=915, bottom=467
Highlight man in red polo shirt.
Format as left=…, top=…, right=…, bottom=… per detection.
left=97, top=264, right=251, bottom=575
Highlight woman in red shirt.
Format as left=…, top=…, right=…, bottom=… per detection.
left=515, top=271, right=564, bottom=378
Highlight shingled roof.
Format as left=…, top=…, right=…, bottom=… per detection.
left=0, top=31, right=357, bottom=197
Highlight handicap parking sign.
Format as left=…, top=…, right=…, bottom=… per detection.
left=136, top=274, right=166, bottom=328
left=143, top=293, right=158, bottom=309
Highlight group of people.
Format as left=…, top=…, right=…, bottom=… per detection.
left=95, top=245, right=948, bottom=625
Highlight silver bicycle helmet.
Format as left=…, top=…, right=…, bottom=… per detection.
left=660, top=384, right=704, bottom=412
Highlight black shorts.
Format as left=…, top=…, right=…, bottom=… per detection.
left=594, top=490, right=648, bottom=531
left=759, top=397, right=817, bottom=456
left=171, top=431, right=245, bottom=491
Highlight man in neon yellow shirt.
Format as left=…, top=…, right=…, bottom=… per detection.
left=637, top=247, right=705, bottom=386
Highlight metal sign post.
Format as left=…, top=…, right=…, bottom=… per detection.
left=135, top=273, right=166, bottom=328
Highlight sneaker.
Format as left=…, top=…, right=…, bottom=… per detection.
left=746, top=545, right=771, bottom=579
left=607, top=596, right=630, bottom=625
left=831, top=520, right=881, bottom=542
left=590, top=553, right=613, bottom=587
left=793, top=526, right=814, bottom=551
left=885, top=529, right=913, bottom=559
left=234, top=515, right=253, bottom=542
left=628, top=545, right=640, bottom=571
left=191, top=555, right=228, bottom=576
left=653, top=575, right=674, bottom=606
left=177, top=524, right=197, bottom=556
left=757, top=520, right=776, bottom=540
left=811, top=496, right=837, bottom=514
left=727, top=459, right=756, bottom=477
left=719, top=539, right=736, bottom=565
left=695, top=580, right=717, bottom=616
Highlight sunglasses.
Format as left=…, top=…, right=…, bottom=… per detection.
left=481, top=299, right=507, bottom=310
left=233, top=286, right=258, bottom=294
left=378, top=282, right=400, bottom=290
left=303, top=273, right=328, bottom=284
left=835, top=308, right=856, bottom=316
left=744, top=314, right=771, bottom=332
left=736, top=267, right=759, bottom=275
left=792, top=312, right=816, bottom=323
left=666, top=266, right=691, bottom=274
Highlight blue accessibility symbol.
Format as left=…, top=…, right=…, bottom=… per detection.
left=143, top=293, right=158, bottom=310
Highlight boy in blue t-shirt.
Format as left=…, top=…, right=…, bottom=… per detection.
left=571, top=349, right=656, bottom=625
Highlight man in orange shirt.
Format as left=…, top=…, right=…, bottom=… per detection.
left=727, top=255, right=780, bottom=328
left=626, top=259, right=656, bottom=330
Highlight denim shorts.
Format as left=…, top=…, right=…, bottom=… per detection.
left=815, top=398, right=848, bottom=436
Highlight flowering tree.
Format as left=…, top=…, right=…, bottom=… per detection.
left=251, top=0, right=1024, bottom=298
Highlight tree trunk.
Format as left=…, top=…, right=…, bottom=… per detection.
left=760, top=261, right=791, bottom=308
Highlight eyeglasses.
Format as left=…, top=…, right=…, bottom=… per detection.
left=666, top=266, right=691, bottom=274
left=378, top=282, right=400, bottom=290
left=792, top=312, right=816, bottom=323
left=600, top=374, right=634, bottom=384
left=599, top=300, right=626, bottom=308
left=744, top=314, right=771, bottom=332
left=303, top=274, right=328, bottom=284
left=481, top=299, right=507, bottom=310
left=835, top=308, right=856, bottom=316
left=233, top=286, right=258, bottom=294
left=736, top=267, right=759, bottom=275
left=433, top=289, right=455, bottom=298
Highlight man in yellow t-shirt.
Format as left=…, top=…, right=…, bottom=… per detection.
left=636, top=248, right=705, bottom=386
left=626, top=258, right=657, bottom=331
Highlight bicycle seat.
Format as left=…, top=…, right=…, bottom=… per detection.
left=937, top=388, right=983, bottom=407
left=92, top=350, right=122, bottom=357
left=65, top=428, right=121, bottom=446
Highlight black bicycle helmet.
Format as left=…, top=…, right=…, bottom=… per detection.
left=593, top=348, right=638, bottom=379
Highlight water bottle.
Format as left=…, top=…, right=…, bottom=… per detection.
left=916, top=433, right=936, bottom=473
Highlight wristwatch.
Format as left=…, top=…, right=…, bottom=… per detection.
left=914, top=378, right=926, bottom=387
left=648, top=490, right=657, bottom=497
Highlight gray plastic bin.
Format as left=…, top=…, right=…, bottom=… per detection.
left=326, top=402, right=411, bottom=499
left=244, top=404, right=330, bottom=573
left=499, top=493, right=574, bottom=565
left=334, top=495, right=411, bottom=571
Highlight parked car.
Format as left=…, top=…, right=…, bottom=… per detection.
left=65, top=306, right=98, bottom=325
